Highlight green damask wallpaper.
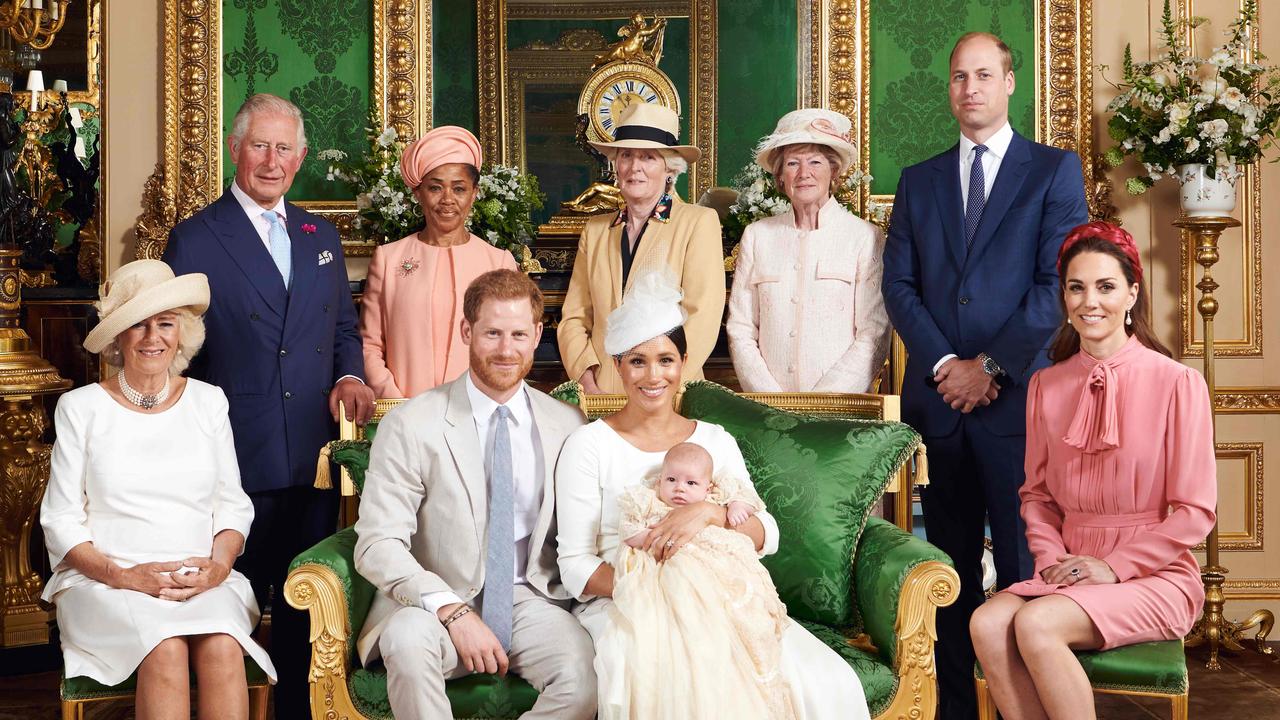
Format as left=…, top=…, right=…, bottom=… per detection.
left=221, top=0, right=373, bottom=201
left=868, top=0, right=1035, bottom=195
left=434, top=0, right=478, bottom=129
left=717, top=0, right=797, bottom=186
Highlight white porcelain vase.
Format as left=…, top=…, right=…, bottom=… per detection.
left=1176, top=163, right=1239, bottom=217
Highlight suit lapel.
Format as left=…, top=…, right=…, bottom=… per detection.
left=607, top=220, right=625, bottom=306
left=968, top=132, right=1032, bottom=260
left=931, top=145, right=967, bottom=267
left=443, top=375, right=485, bottom=544
left=283, top=204, right=319, bottom=334
left=526, top=389, right=565, bottom=551
left=210, top=192, right=288, bottom=316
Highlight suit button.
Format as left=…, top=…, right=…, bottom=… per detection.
left=790, top=296, right=799, bottom=304
left=279, top=349, right=288, bottom=357
left=250, top=312, right=260, bottom=320
left=793, top=263, right=801, bottom=270
left=959, top=297, right=970, bottom=305
left=789, top=330, right=797, bottom=338
left=468, top=588, right=477, bottom=595
left=284, top=391, right=293, bottom=399
left=323, top=304, right=330, bottom=313
left=315, top=346, right=322, bottom=354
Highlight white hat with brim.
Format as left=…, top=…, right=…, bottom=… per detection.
left=604, top=270, right=687, bottom=357
left=84, top=260, right=211, bottom=354
left=754, top=108, right=858, bottom=176
left=589, top=103, right=702, bottom=165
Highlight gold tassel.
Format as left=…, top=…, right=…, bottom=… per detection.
left=913, top=442, right=929, bottom=486
left=314, top=443, right=333, bottom=490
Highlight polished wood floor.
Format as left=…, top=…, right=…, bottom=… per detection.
left=1, top=641, right=1277, bottom=718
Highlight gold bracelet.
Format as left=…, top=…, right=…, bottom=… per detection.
left=442, top=605, right=471, bottom=628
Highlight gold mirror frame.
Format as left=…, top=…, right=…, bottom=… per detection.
left=477, top=0, right=718, bottom=203
left=7, top=0, right=101, bottom=109
left=136, top=0, right=432, bottom=260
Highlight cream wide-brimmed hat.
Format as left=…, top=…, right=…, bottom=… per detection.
left=83, top=260, right=210, bottom=354
left=604, top=270, right=687, bottom=357
left=754, top=108, right=857, bottom=176
left=589, top=103, right=702, bottom=165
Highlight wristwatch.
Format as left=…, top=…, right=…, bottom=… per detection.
left=977, top=352, right=1004, bottom=378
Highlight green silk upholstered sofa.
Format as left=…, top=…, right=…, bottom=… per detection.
left=286, top=388, right=958, bottom=720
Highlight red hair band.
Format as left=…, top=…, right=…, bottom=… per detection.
left=1057, top=221, right=1143, bottom=284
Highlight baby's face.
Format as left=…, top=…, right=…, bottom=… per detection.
left=657, top=457, right=711, bottom=506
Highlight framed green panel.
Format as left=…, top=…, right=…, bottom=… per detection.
left=716, top=0, right=798, bottom=186
left=868, top=0, right=1036, bottom=196
left=434, top=0, right=479, bottom=128
left=221, top=1, right=374, bottom=201
left=138, top=0, right=433, bottom=260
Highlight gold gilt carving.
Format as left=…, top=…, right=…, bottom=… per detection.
left=516, top=28, right=609, bottom=52
left=140, top=0, right=431, bottom=257
left=823, top=1, right=869, bottom=212
left=1193, top=443, right=1263, bottom=552
left=881, top=561, right=959, bottom=720
left=285, top=565, right=361, bottom=720
left=1216, top=388, right=1280, bottom=413
left=478, top=0, right=717, bottom=201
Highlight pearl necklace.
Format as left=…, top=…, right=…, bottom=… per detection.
left=117, top=371, right=170, bottom=410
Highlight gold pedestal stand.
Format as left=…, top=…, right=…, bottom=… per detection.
left=1176, top=216, right=1275, bottom=669
left=0, top=246, right=70, bottom=647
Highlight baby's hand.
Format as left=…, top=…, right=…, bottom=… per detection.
left=726, top=501, right=755, bottom=527
left=625, top=529, right=652, bottom=548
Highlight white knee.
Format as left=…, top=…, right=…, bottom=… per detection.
left=379, top=608, right=448, bottom=675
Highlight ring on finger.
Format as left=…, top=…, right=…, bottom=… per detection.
left=664, top=540, right=675, bottom=548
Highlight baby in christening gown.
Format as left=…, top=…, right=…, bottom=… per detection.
left=601, top=442, right=797, bottom=720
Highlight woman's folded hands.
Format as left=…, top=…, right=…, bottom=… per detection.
left=159, top=556, right=232, bottom=601
left=643, top=501, right=726, bottom=561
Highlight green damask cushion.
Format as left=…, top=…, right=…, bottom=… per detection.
left=679, top=381, right=921, bottom=633
left=328, top=439, right=373, bottom=493
left=62, top=657, right=269, bottom=700
left=796, top=619, right=898, bottom=717
left=854, top=517, right=953, bottom=664
left=348, top=664, right=539, bottom=719
left=976, top=640, right=1188, bottom=695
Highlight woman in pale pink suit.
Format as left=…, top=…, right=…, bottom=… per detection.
left=360, top=126, right=517, bottom=398
left=969, top=221, right=1216, bottom=720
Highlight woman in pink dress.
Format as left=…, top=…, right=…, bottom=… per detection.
left=969, top=221, right=1216, bottom=719
left=360, top=126, right=518, bottom=398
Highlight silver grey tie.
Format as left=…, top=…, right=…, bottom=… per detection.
left=483, top=405, right=514, bottom=651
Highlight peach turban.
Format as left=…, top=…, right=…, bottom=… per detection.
left=399, top=126, right=483, bottom=189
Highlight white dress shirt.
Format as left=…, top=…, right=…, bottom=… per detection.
left=934, top=122, right=1015, bottom=374
left=421, top=375, right=545, bottom=615
left=229, top=180, right=288, bottom=252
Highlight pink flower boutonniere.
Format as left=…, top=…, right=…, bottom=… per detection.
left=301, top=223, right=318, bottom=234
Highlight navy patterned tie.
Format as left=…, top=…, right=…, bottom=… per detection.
left=483, top=405, right=514, bottom=651
left=964, top=144, right=989, bottom=247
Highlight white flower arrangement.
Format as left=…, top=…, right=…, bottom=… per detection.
left=1102, top=0, right=1280, bottom=195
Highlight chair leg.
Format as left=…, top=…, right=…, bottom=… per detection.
left=1170, top=692, right=1188, bottom=720
left=60, top=699, right=82, bottom=720
left=974, top=677, right=999, bottom=720
left=249, top=684, right=270, bottom=720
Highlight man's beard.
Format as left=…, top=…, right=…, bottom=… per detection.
left=471, top=350, right=532, bottom=392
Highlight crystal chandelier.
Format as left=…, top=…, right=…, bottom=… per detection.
left=0, top=1, right=69, bottom=51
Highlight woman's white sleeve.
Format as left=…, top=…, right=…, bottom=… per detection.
left=555, top=429, right=608, bottom=601
left=40, top=396, right=94, bottom=568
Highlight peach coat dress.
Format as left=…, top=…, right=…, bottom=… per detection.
left=1004, top=336, right=1216, bottom=648
left=360, top=233, right=517, bottom=398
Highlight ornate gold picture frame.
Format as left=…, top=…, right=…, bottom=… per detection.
left=477, top=0, right=718, bottom=202
left=136, top=0, right=432, bottom=260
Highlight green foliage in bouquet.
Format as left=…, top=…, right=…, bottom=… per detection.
left=1102, top=0, right=1280, bottom=195
left=721, top=162, right=882, bottom=249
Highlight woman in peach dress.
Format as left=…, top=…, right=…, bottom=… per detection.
left=360, top=126, right=517, bottom=398
left=969, top=222, right=1216, bottom=720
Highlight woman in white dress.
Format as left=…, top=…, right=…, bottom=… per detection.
left=555, top=271, right=869, bottom=720
left=40, top=260, right=275, bottom=720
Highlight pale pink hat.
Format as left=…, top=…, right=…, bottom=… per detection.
left=399, top=126, right=483, bottom=189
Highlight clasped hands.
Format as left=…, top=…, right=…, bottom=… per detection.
left=1041, top=554, right=1118, bottom=586
left=115, top=556, right=232, bottom=601
left=625, top=501, right=726, bottom=561
left=935, top=357, right=1000, bottom=413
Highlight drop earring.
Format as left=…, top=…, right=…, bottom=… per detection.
left=1125, top=309, right=1133, bottom=326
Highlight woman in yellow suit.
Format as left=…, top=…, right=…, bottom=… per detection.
left=558, top=103, right=725, bottom=394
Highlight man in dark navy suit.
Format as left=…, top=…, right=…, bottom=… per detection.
left=164, top=93, right=375, bottom=717
left=883, top=32, right=1088, bottom=720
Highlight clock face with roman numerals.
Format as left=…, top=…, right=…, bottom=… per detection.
left=577, top=61, right=681, bottom=144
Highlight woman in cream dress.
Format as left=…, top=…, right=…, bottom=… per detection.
left=727, top=108, right=890, bottom=393
left=556, top=272, right=869, bottom=720
left=41, top=260, right=275, bottom=719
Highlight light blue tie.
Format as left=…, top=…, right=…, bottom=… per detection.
left=264, top=211, right=292, bottom=289
left=964, top=144, right=989, bottom=248
left=483, top=405, right=515, bottom=651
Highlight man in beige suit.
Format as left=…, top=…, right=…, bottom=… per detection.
left=354, top=269, right=596, bottom=718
